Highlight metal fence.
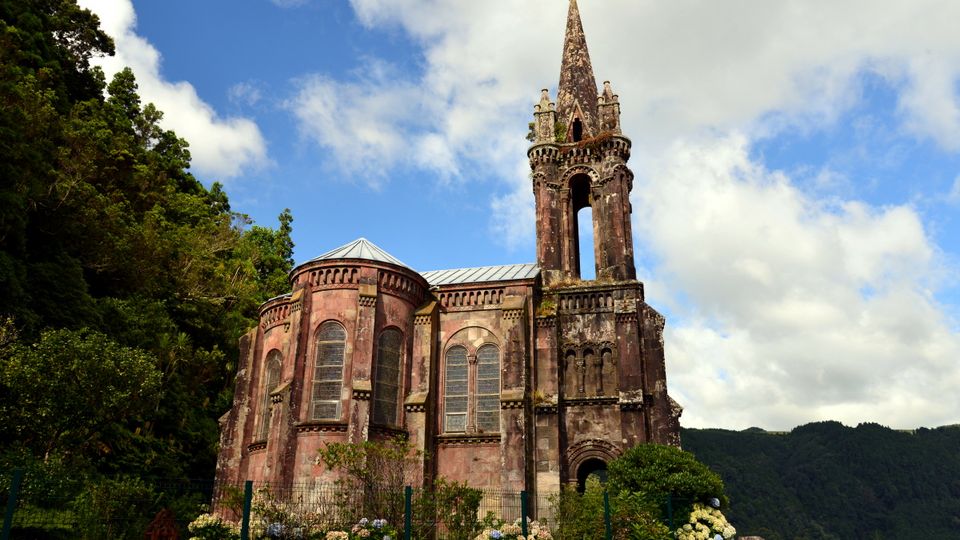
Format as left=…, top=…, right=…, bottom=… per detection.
left=1, top=470, right=558, bottom=540
left=1, top=469, right=694, bottom=540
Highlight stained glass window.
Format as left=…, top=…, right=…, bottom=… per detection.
left=312, top=322, right=346, bottom=420
left=476, top=345, right=500, bottom=432
left=444, top=346, right=468, bottom=432
left=373, top=329, right=402, bottom=425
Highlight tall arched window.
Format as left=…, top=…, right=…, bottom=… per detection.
left=475, top=344, right=501, bottom=433
left=444, top=346, right=468, bottom=432
left=570, top=174, right=593, bottom=279
left=258, top=350, right=282, bottom=441
left=312, top=321, right=346, bottom=420
left=373, top=329, right=402, bottom=426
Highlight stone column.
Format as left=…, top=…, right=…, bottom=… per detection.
left=500, top=295, right=528, bottom=491
left=349, top=281, right=378, bottom=443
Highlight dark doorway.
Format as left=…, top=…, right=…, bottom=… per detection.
left=572, top=118, right=583, bottom=141
left=576, top=458, right=608, bottom=493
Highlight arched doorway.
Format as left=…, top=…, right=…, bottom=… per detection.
left=576, top=458, right=608, bottom=493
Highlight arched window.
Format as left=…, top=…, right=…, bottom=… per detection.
left=572, top=117, right=583, bottom=142
left=570, top=174, right=594, bottom=279
left=312, top=321, right=346, bottom=420
left=373, top=329, right=402, bottom=426
left=444, top=346, right=468, bottom=432
left=475, top=344, right=501, bottom=433
left=258, top=350, right=282, bottom=441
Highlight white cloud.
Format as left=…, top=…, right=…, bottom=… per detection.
left=948, top=176, right=960, bottom=205
left=228, top=82, right=264, bottom=108
left=77, top=0, right=268, bottom=180
left=639, top=135, right=959, bottom=429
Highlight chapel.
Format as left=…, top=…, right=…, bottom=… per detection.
left=214, top=0, right=682, bottom=496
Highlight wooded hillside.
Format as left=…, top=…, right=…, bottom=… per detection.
left=682, top=422, right=960, bottom=539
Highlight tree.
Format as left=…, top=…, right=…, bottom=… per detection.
left=0, top=327, right=161, bottom=462
left=607, top=444, right=727, bottom=535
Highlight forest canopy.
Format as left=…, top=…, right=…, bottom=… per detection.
left=0, top=0, right=294, bottom=484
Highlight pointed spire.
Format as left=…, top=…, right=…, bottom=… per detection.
left=556, top=0, right=599, bottom=141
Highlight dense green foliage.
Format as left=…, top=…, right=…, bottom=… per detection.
left=0, top=0, right=294, bottom=529
left=552, top=445, right=727, bottom=540
left=682, top=422, right=960, bottom=539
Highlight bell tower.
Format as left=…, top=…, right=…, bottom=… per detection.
left=529, top=1, right=681, bottom=492
left=530, top=0, right=635, bottom=285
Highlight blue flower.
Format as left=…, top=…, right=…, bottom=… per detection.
left=266, top=522, right=284, bottom=538
left=489, top=530, right=502, bottom=539
left=373, top=518, right=386, bottom=529
left=359, top=518, right=369, bottom=526
left=709, top=497, right=721, bottom=509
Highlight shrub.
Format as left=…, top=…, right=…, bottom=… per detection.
left=608, top=444, right=727, bottom=529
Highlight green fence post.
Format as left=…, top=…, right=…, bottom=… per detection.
left=2, top=469, right=24, bottom=540
left=603, top=491, right=612, bottom=540
left=520, top=491, right=528, bottom=538
left=240, top=481, right=253, bottom=540
left=666, top=495, right=674, bottom=532
left=404, top=486, right=412, bottom=540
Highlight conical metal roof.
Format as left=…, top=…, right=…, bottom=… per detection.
left=307, top=238, right=409, bottom=269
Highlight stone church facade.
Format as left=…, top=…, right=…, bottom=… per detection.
left=215, top=0, right=682, bottom=496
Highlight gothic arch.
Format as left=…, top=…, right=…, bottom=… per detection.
left=561, top=164, right=601, bottom=188
left=442, top=326, right=501, bottom=354
left=565, top=439, right=622, bottom=485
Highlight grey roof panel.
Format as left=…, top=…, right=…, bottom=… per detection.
left=421, top=263, right=539, bottom=286
left=306, top=238, right=410, bottom=269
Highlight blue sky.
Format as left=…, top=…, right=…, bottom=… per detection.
left=79, top=0, right=960, bottom=430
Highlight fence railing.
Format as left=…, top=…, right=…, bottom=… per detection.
left=1, top=469, right=695, bottom=540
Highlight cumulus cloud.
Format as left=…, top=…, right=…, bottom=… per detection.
left=77, top=0, right=268, bottom=179
left=639, top=135, right=959, bottom=429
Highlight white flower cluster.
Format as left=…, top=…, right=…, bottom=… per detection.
left=473, top=518, right=553, bottom=540
left=187, top=512, right=240, bottom=540
left=675, top=503, right=736, bottom=540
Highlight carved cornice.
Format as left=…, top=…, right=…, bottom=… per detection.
left=535, top=404, right=558, bottom=415
left=414, top=314, right=431, bottom=326
left=437, top=287, right=505, bottom=310
left=527, top=144, right=560, bottom=165
left=404, top=402, right=426, bottom=413
left=247, top=441, right=267, bottom=453
left=270, top=393, right=283, bottom=404
left=260, top=301, right=291, bottom=330
left=615, top=312, right=638, bottom=324
left=379, top=269, right=426, bottom=306
left=500, top=399, right=524, bottom=410
left=295, top=421, right=348, bottom=434
left=305, top=265, right=361, bottom=288
left=358, top=295, right=377, bottom=308
left=563, top=396, right=619, bottom=407
left=558, top=289, right=615, bottom=313
left=371, top=425, right=408, bottom=438
left=536, top=316, right=556, bottom=328
left=437, top=433, right=501, bottom=445
left=502, top=309, right=524, bottom=321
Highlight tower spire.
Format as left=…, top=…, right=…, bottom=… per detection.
left=556, top=0, right=599, bottom=141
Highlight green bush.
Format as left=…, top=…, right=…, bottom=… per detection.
left=608, top=444, right=726, bottom=528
